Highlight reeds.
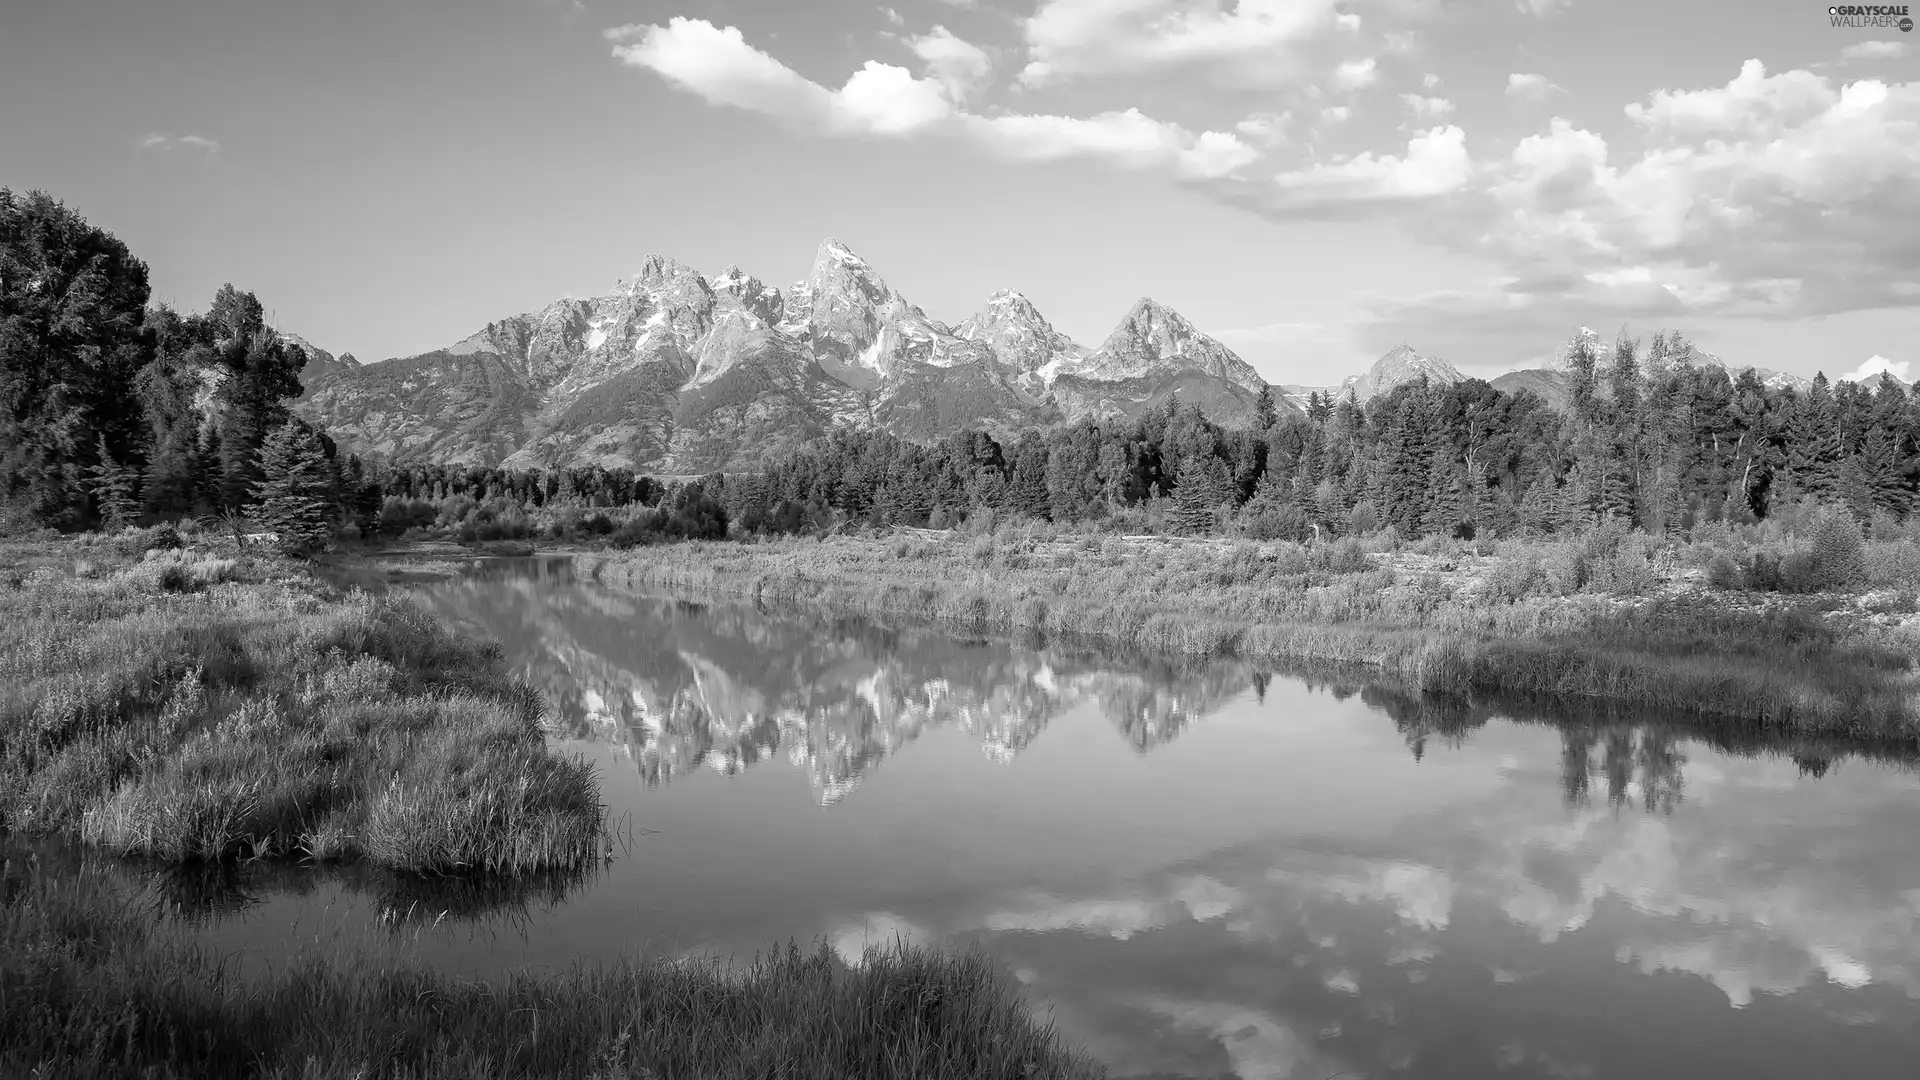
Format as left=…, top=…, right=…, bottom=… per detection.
left=0, top=534, right=603, bottom=873
left=0, top=858, right=1103, bottom=1080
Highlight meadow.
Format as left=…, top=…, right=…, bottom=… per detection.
left=0, top=523, right=602, bottom=872
left=581, top=510, right=1920, bottom=741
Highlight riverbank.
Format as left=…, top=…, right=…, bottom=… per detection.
left=579, top=529, right=1920, bottom=740
left=0, top=856, right=1101, bottom=1080
left=0, top=526, right=602, bottom=872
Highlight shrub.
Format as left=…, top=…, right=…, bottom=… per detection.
left=113, top=523, right=181, bottom=558
left=1706, top=553, right=1746, bottom=591
left=1864, top=540, right=1920, bottom=593
left=1239, top=499, right=1310, bottom=542
left=1806, top=506, right=1867, bottom=591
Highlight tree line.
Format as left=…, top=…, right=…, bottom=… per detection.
left=7, top=187, right=1917, bottom=550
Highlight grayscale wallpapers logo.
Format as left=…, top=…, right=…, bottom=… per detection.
left=1828, top=4, right=1914, bottom=29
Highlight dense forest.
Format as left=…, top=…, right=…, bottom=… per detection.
left=5, top=188, right=1917, bottom=552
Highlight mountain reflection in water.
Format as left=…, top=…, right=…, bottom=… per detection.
left=413, top=558, right=1252, bottom=806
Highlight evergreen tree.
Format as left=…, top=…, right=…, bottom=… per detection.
left=1172, top=454, right=1233, bottom=534
left=251, top=420, right=337, bottom=554
left=1, top=189, right=154, bottom=528
left=87, top=435, right=140, bottom=530
left=1255, top=384, right=1279, bottom=431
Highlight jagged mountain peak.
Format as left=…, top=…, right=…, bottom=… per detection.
left=1339, top=344, right=1462, bottom=401
left=813, top=237, right=871, bottom=271
left=630, top=253, right=703, bottom=289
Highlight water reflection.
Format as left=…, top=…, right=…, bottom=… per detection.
left=414, top=559, right=1252, bottom=806
left=134, top=558, right=1920, bottom=1078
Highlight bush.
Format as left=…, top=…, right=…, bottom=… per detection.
left=1239, top=499, right=1310, bottom=542
left=1806, top=506, right=1867, bottom=591
left=1865, top=540, right=1920, bottom=592
left=113, top=523, right=181, bottom=558
left=1706, top=553, right=1746, bottom=591
left=1487, top=545, right=1545, bottom=602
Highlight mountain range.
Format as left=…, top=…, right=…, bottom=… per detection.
left=294, top=239, right=1280, bottom=474
left=290, top=247, right=1902, bottom=471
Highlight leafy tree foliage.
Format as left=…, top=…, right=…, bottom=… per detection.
left=0, top=189, right=152, bottom=527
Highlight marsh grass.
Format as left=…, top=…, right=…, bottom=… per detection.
left=0, top=531, right=602, bottom=873
left=0, top=858, right=1102, bottom=1080
left=583, top=531, right=1920, bottom=740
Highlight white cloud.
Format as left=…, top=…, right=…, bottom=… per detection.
left=1400, top=93, right=1455, bottom=120
left=1272, top=125, right=1472, bottom=206
left=1841, top=40, right=1908, bottom=63
left=908, top=25, right=994, bottom=101
left=1334, top=57, right=1378, bottom=91
left=1514, top=0, right=1574, bottom=14
left=612, top=17, right=1268, bottom=187
left=1423, top=72, right=1441, bottom=89
left=880, top=7, right=905, bottom=28
left=1017, top=0, right=1348, bottom=88
left=964, top=109, right=1260, bottom=179
left=1236, top=111, right=1292, bottom=145
left=1841, top=355, right=1911, bottom=384
left=1506, top=72, right=1559, bottom=99
left=1370, top=62, right=1920, bottom=357
left=1319, top=105, right=1353, bottom=125
left=608, top=18, right=954, bottom=135
left=134, top=132, right=220, bottom=154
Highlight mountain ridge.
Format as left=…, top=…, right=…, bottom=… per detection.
left=296, top=238, right=1295, bottom=470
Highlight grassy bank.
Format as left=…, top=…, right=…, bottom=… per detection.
left=0, top=857, right=1102, bottom=1080
left=0, top=525, right=602, bottom=873
left=579, top=527, right=1920, bottom=740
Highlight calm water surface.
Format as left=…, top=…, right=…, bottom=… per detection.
left=185, top=558, right=1920, bottom=1078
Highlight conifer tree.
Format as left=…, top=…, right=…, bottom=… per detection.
left=87, top=435, right=141, bottom=530
left=251, top=420, right=337, bottom=554
left=1255, top=384, right=1279, bottom=431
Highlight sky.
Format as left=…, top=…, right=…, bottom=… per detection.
left=2, top=0, right=1916, bottom=385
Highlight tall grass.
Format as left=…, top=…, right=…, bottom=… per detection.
left=0, top=528, right=602, bottom=873
left=581, top=528, right=1920, bottom=740
left=0, top=857, right=1102, bottom=1080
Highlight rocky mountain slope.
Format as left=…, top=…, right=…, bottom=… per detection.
left=297, top=239, right=1290, bottom=472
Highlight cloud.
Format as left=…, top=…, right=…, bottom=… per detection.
left=1016, top=0, right=1349, bottom=88
left=964, top=109, right=1261, bottom=179
left=880, top=6, right=905, bottom=28
left=608, top=18, right=953, bottom=135
left=908, top=25, right=993, bottom=102
left=1422, top=72, right=1441, bottom=89
left=613, top=17, right=1259, bottom=181
left=1334, top=57, right=1379, bottom=91
left=1368, top=60, right=1920, bottom=359
left=1319, top=105, right=1353, bottom=126
left=1270, top=125, right=1472, bottom=208
left=1506, top=72, right=1560, bottom=99
left=1514, top=0, right=1574, bottom=14
left=1400, top=93, right=1455, bottom=120
left=133, top=132, right=220, bottom=154
left=1841, top=355, right=1911, bottom=383
left=1236, top=111, right=1292, bottom=146
left=1841, top=40, right=1908, bottom=63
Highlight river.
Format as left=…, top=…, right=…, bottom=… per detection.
left=157, top=557, right=1920, bottom=1077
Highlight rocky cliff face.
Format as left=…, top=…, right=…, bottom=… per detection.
left=297, top=239, right=1290, bottom=470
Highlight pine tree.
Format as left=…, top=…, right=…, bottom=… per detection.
left=87, top=436, right=141, bottom=530
left=1172, top=454, right=1233, bottom=534
left=1255, top=384, right=1279, bottom=431
left=251, top=421, right=337, bottom=555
